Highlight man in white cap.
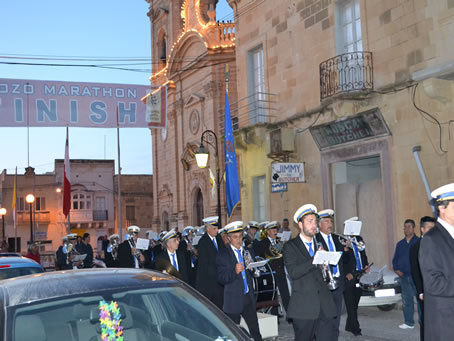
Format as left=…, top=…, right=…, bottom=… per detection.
left=216, top=221, right=262, bottom=341
left=195, top=216, right=225, bottom=309
left=257, top=221, right=290, bottom=315
left=156, top=228, right=189, bottom=283
left=117, top=225, right=145, bottom=268
left=283, top=204, right=336, bottom=341
left=315, top=209, right=347, bottom=340
left=419, top=183, right=454, bottom=341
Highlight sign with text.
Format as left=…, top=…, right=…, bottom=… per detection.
left=271, top=163, right=305, bottom=183
left=309, top=108, right=390, bottom=150
left=0, top=78, right=163, bottom=128
left=271, top=183, right=288, bottom=192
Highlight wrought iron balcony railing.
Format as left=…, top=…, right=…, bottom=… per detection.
left=320, top=51, right=373, bottom=100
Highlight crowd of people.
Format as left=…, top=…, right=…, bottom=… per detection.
left=48, top=182, right=454, bottom=341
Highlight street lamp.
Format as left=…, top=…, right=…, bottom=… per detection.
left=195, top=130, right=222, bottom=228
left=26, top=194, right=35, bottom=244
left=0, top=208, right=6, bottom=244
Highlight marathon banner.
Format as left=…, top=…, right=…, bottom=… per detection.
left=0, top=78, right=166, bottom=128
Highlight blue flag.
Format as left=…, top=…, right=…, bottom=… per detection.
left=224, top=91, right=240, bottom=218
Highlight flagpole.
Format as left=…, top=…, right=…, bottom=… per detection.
left=13, top=167, right=17, bottom=252
left=117, top=106, right=123, bottom=241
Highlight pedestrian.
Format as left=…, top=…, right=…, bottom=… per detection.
left=392, top=219, right=420, bottom=329
left=410, top=216, right=435, bottom=341
left=419, top=184, right=454, bottom=341
left=25, top=242, right=41, bottom=264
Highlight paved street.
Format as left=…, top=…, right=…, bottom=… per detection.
left=276, top=306, right=420, bottom=341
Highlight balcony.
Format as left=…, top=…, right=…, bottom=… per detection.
left=17, top=211, right=50, bottom=224
left=93, top=210, right=108, bottom=221
left=320, top=51, right=373, bottom=101
left=220, top=92, right=278, bottom=132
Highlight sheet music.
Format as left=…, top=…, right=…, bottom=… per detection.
left=72, top=254, right=87, bottom=262
left=312, top=251, right=342, bottom=265
left=344, top=220, right=362, bottom=236
left=192, top=236, right=202, bottom=246
left=246, top=259, right=269, bottom=270
left=280, top=231, right=292, bottom=241
left=135, top=238, right=150, bottom=250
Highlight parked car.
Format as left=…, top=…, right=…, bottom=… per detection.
left=358, top=265, right=402, bottom=311
left=0, top=268, right=252, bottom=341
left=0, top=255, right=44, bottom=280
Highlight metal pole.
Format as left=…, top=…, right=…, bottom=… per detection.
left=29, top=203, right=33, bottom=244
left=412, top=146, right=437, bottom=218
left=2, top=215, right=5, bottom=243
left=215, top=138, right=222, bottom=229
left=117, top=106, right=123, bottom=240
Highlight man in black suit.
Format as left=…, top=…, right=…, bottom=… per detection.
left=342, top=217, right=369, bottom=337
left=420, top=184, right=454, bottom=341
left=283, top=204, right=337, bottom=341
left=195, top=216, right=225, bottom=310
left=105, top=234, right=120, bottom=268
left=216, top=221, right=262, bottom=341
left=315, top=209, right=348, bottom=340
left=117, top=225, right=145, bottom=268
left=410, top=216, right=435, bottom=341
left=156, top=228, right=189, bottom=283
left=257, top=221, right=290, bottom=314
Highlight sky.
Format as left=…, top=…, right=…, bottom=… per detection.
left=0, top=0, right=233, bottom=175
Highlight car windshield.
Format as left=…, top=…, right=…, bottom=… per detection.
left=8, top=285, right=242, bottom=341
left=0, top=267, right=43, bottom=280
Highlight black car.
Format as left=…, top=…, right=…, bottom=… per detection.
left=0, top=268, right=251, bottom=341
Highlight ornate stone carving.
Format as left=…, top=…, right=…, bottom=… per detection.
left=189, top=110, right=201, bottom=135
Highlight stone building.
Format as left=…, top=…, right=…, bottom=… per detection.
left=146, top=0, right=239, bottom=232
left=227, top=0, right=454, bottom=266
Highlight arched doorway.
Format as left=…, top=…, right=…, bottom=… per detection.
left=193, top=188, right=204, bottom=226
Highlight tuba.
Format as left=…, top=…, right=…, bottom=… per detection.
left=267, top=237, right=283, bottom=259
left=107, top=234, right=120, bottom=260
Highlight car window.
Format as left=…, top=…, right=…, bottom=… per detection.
left=0, top=267, right=43, bottom=280
left=9, top=286, right=242, bottom=341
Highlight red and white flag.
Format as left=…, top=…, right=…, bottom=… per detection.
left=63, top=127, right=71, bottom=217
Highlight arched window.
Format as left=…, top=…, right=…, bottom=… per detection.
left=160, top=37, right=167, bottom=64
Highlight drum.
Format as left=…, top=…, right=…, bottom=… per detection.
left=359, top=271, right=384, bottom=291
left=253, top=262, right=277, bottom=302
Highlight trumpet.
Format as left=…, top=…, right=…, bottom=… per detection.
left=243, top=249, right=261, bottom=278
left=128, top=237, right=144, bottom=267
left=314, top=239, right=338, bottom=291
left=339, top=235, right=366, bottom=252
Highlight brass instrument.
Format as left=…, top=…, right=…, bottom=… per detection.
left=243, top=249, right=261, bottom=278
left=339, top=235, right=366, bottom=252
left=314, top=239, right=338, bottom=291
left=128, top=236, right=144, bottom=268
left=267, top=237, right=284, bottom=259
left=107, top=234, right=120, bottom=261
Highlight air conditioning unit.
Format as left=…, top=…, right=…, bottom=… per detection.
left=266, top=128, right=295, bottom=154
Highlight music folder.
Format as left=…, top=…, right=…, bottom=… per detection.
left=135, top=238, right=150, bottom=250
left=72, top=254, right=87, bottom=262
left=246, top=259, right=269, bottom=270
left=312, top=251, right=342, bottom=266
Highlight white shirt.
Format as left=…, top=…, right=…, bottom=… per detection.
left=438, top=217, right=454, bottom=239
left=319, top=232, right=340, bottom=277
left=230, top=245, right=244, bottom=263
left=167, top=249, right=179, bottom=271
left=299, top=234, right=315, bottom=254
left=268, top=236, right=277, bottom=246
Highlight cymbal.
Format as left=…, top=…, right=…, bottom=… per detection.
left=155, top=258, right=182, bottom=280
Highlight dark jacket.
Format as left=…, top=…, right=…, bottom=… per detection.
left=315, top=232, right=347, bottom=283
left=117, top=240, right=135, bottom=268
left=392, top=235, right=420, bottom=277
left=409, top=239, right=423, bottom=296
left=156, top=249, right=189, bottom=283
left=419, top=221, right=454, bottom=341
left=216, top=246, right=257, bottom=314
left=343, top=235, right=368, bottom=277
left=283, top=235, right=336, bottom=320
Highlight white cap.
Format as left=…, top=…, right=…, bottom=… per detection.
left=293, top=204, right=318, bottom=223
left=344, top=216, right=359, bottom=224
left=108, top=234, right=120, bottom=241
left=162, top=228, right=177, bottom=242
left=127, top=225, right=141, bottom=233
left=431, top=183, right=454, bottom=202
left=203, top=216, right=219, bottom=226
left=264, top=221, right=279, bottom=230
left=318, top=209, right=334, bottom=219
left=224, top=221, right=244, bottom=234
left=247, top=221, right=260, bottom=229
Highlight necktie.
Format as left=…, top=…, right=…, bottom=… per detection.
left=327, top=235, right=339, bottom=276
left=171, top=253, right=178, bottom=271
left=235, top=249, right=249, bottom=294
left=213, top=237, right=218, bottom=251
left=133, top=255, right=139, bottom=269
left=305, top=242, right=314, bottom=257
left=352, top=242, right=362, bottom=271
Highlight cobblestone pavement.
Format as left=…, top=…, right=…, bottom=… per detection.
left=275, top=306, right=420, bottom=341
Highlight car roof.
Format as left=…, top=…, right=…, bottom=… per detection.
left=0, top=268, right=179, bottom=307
left=0, top=256, right=43, bottom=267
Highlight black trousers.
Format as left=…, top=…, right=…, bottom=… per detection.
left=329, top=279, right=344, bottom=340
left=226, top=293, right=262, bottom=341
left=418, top=298, right=424, bottom=341
left=270, top=259, right=291, bottom=313
left=343, top=278, right=362, bottom=334
left=292, top=311, right=334, bottom=341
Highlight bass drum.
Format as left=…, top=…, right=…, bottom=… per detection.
left=253, top=262, right=277, bottom=303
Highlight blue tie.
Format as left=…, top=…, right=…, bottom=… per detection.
left=305, top=242, right=314, bottom=257
left=171, top=253, right=178, bottom=271
left=213, top=237, right=218, bottom=251
left=327, top=235, right=338, bottom=275
left=352, top=242, right=362, bottom=271
left=235, top=249, right=249, bottom=294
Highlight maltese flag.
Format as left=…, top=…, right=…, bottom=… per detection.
left=63, top=127, right=71, bottom=217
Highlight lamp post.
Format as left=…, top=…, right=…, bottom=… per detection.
left=0, top=208, right=6, bottom=244
left=195, top=130, right=222, bottom=228
left=26, top=194, right=35, bottom=244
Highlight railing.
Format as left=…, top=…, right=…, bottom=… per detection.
left=220, top=91, right=278, bottom=133
left=93, top=210, right=108, bottom=221
left=17, top=211, right=50, bottom=224
left=320, top=51, right=373, bottom=100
